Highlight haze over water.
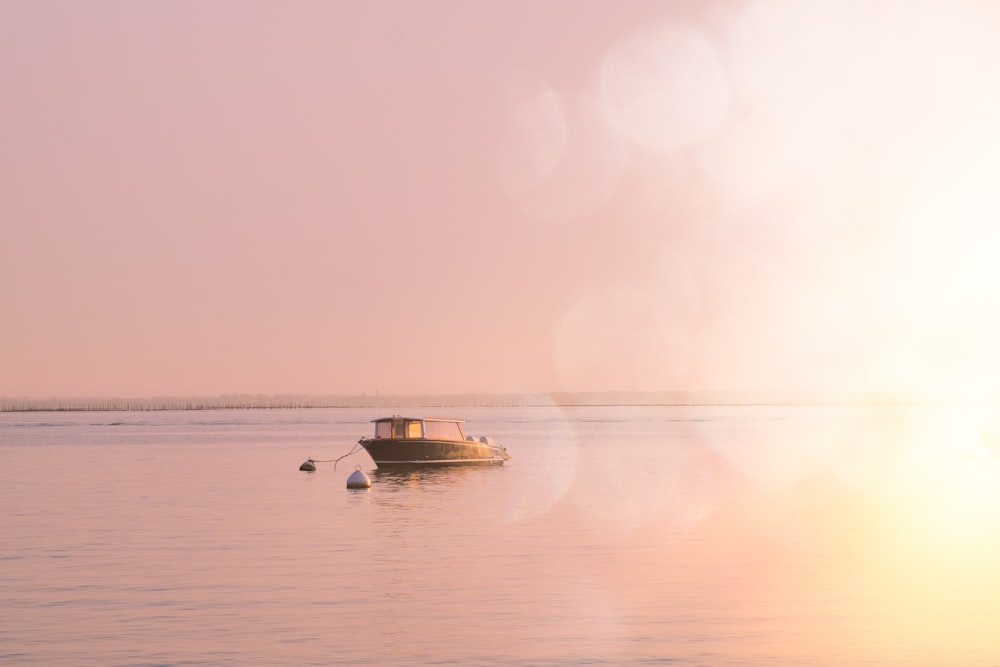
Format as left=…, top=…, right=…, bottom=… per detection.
left=6, top=1, right=1000, bottom=402
left=4, top=404, right=1000, bottom=666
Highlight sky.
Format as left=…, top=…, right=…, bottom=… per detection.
left=5, top=1, right=1000, bottom=399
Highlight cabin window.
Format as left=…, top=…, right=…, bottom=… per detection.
left=423, top=420, right=464, bottom=441
left=391, top=420, right=406, bottom=438
left=406, top=420, right=422, bottom=438
left=375, top=421, right=392, bottom=439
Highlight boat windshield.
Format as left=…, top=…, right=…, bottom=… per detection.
left=375, top=421, right=391, bottom=439
left=423, top=420, right=464, bottom=441
left=375, top=418, right=424, bottom=439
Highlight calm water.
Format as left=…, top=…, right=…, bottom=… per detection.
left=3, top=404, right=1000, bottom=666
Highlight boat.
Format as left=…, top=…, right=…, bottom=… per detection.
left=358, top=416, right=512, bottom=467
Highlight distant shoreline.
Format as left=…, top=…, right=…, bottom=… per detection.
left=1, top=391, right=992, bottom=412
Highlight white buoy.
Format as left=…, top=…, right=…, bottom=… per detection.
left=346, top=465, right=371, bottom=489
left=299, top=459, right=317, bottom=472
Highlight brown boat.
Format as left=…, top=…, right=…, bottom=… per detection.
left=358, top=416, right=512, bottom=467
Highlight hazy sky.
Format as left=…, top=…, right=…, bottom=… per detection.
left=5, top=1, right=1000, bottom=399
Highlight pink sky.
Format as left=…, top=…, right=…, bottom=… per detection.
left=5, top=1, right=1000, bottom=399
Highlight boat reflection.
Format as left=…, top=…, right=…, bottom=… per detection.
left=370, top=464, right=502, bottom=489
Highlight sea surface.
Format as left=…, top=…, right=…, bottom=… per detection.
left=3, top=404, right=1000, bottom=666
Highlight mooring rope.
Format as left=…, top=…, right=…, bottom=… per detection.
left=306, top=440, right=364, bottom=470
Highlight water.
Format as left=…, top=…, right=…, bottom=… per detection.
left=3, top=404, right=1000, bottom=666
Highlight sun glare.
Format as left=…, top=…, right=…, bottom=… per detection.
left=886, top=413, right=1000, bottom=556
left=883, top=183, right=1000, bottom=401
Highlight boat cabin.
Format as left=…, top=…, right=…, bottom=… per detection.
left=372, top=416, right=466, bottom=442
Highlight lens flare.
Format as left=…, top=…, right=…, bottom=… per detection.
left=498, top=77, right=624, bottom=224
left=601, top=20, right=730, bottom=153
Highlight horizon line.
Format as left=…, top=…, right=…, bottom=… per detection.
left=2, top=389, right=996, bottom=412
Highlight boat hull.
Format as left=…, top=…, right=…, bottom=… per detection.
left=359, top=438, right=508, bottom=467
